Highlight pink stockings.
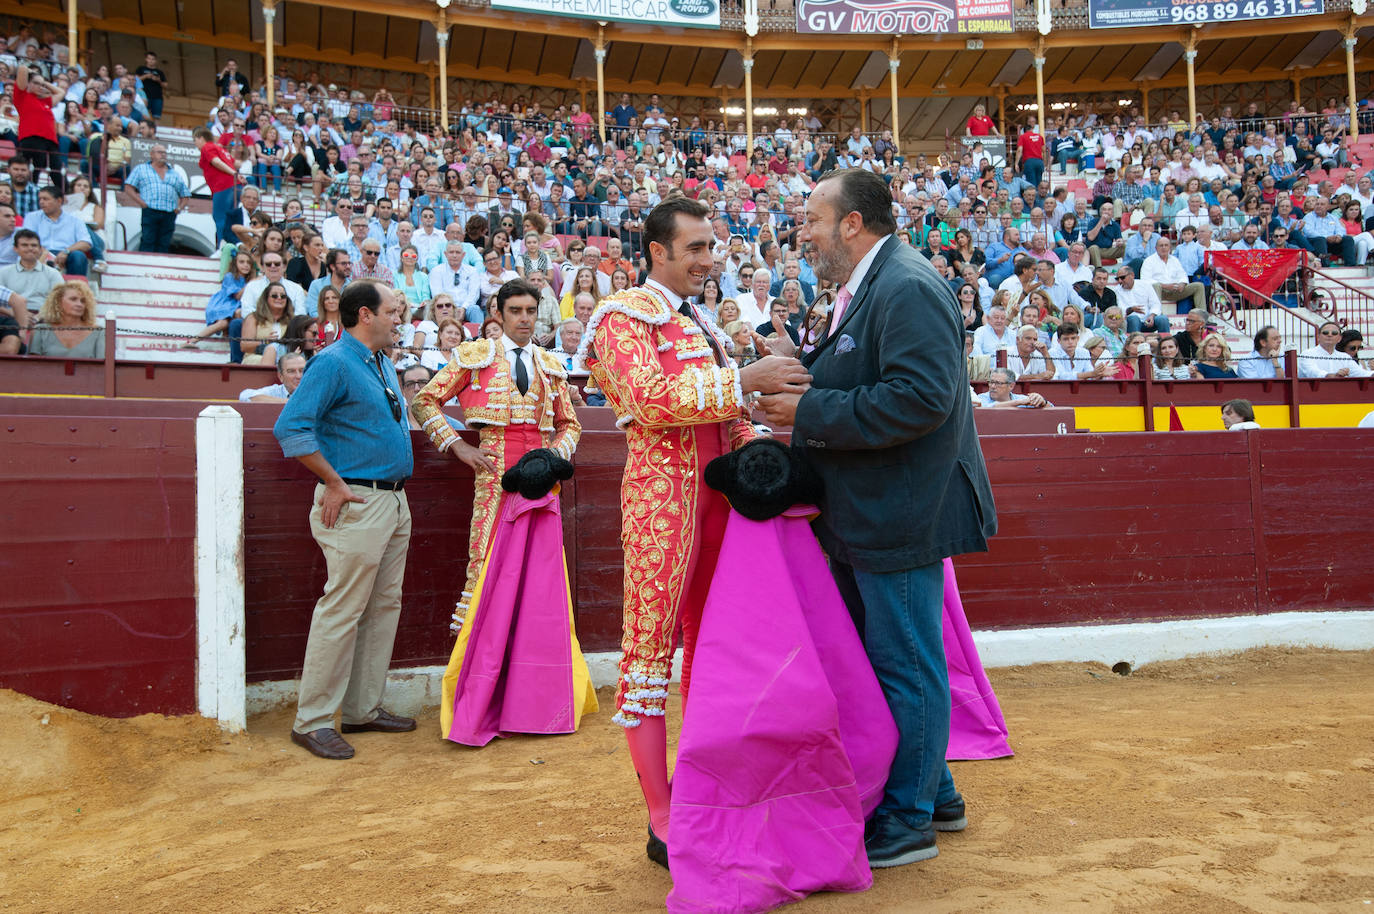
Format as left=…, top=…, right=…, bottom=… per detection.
left=625, top=716, right=672, bottom=839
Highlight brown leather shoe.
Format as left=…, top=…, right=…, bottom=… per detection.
left=341, top=708, right=416, bottom=733
left=291, top=727, right=355, bottom=760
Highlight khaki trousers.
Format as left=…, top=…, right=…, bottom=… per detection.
left=294, top=483, right=412, bottom=734
left=1154, top=281, right=1207, bottom=314
left=1088, top=243, right=1125, bottom=267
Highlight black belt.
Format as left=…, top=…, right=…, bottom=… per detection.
left=336, top=478, right=407, bottom=491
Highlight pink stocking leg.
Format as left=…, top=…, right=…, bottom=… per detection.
left=625, top=716, right=672, bottom=839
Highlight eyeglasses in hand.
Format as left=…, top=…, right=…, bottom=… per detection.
left=800, top=289, right=835, bottom=349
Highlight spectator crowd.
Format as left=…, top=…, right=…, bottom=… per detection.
left=0, top=21, right=1371, bottom=386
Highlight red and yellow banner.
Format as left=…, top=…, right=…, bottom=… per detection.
left=1209, top=249, right=1303, bottom=307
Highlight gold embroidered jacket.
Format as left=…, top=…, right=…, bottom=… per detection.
left=410, top=338, right=580, bottom=461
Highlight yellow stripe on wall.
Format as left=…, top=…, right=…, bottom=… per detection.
left=1071, top=403, right=1374, bottom=432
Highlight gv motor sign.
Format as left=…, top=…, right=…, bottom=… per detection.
left=796, top=0, right=1013, bottom=33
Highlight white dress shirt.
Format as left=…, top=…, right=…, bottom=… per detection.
left=1174, top=209, right=1208, bottom=231
left=429, top=261, right=483, bottom=314
left=643, top=276, right=685, bottom=309
left=1006, top=353, right=1049, bottom=377
left=1049, top=343, right=1099, bottom=379
left=1140, top=253, right=1189, bottom=286
left=320, top=215, right=350, bottom=250
left=1054, top=260, right=1093, bottom=287
left=503, top=333, right=536, bottom=392
left=413, top=227, right=447, bottom=266
left=1114, top=281, right=1163, bottom=319
left=737, top=293, right=771, bottom=327
left=972, top=323, right=1014, bottom=356
left=238, top=382, right=289, bottom=401
left=1298, top=345, right=1372, bottom=378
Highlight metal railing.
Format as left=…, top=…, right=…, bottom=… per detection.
left=364, top=105, right=842, bottom=158
left=1208, top=269, right=1324, bottom=356
left=1306, top=263, right=1374, bottom=336
left=1, top=141, right=116, bottom=256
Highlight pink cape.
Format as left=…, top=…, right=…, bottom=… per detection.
left=442, top=490, right=597, bottom=747
left=666, top=515, right=1013, bottom=913
left=942, top=558, right=1013, bottom=761
left=667, top=507, right=898, bottom=914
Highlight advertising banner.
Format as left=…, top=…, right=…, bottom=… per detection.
left=490, top=0, right=720, bottom=28
left=795, top=0, right=1013, bottom=34
left=1088, top=0, right=1322, bottom=29
left=129, top=136, right=206, bottom=195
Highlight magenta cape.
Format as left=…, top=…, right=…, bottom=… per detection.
left=942, top=558, right=1012, bottom=761
left=440, top=490, right=597, bottom=747
left=666, top=506, right=898, bottom=914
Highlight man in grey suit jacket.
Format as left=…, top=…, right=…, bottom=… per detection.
left=759, top=168, right=997, bottom=869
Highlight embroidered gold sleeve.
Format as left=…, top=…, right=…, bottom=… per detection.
left=548, top=372, right=582, bottom=461
left=410, top=359, right=469, bottom=453
left=590, top=311, right=749, bottom=429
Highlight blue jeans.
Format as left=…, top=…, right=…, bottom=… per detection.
left=86, top=225, right=106, bottom=263
left=255, top=162, right=282, bottom=192
left=1128, top=314, right=1171, bottom=334
left=1306, top=234, right=1358, bottom=266
left=212, top=186, right=238, bottom=246
left=832, top=559, right=957, bottom=831
left=1022, top=157, right=1044, bottom=189
left=56, top=249, right=89, bottom=276
left=228, top=317, right=245, bottom=363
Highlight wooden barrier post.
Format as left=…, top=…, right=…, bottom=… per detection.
left=1139, top=353, right=1155, bottom=431
left=1285, top=349, right=1301, bottom=428
left=103, top=311, right=116, bottom=398
left=195, top=405, right=246, bottom=732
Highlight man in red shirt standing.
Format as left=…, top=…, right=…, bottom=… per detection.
left=13, top=66, right=63, bottom=194
left=194, top=127, right=243, bottom=246
left=1016, top=119, right=1045, bottom=191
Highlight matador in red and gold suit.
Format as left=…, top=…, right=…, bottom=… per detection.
left=580, top=275, right=760, bottom=854
left=413, top=336, right=581, bottom=613
left=411, top=336, right=596, bottom=745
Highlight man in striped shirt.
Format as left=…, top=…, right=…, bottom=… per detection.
left=124, top=144, right=188, bottom=254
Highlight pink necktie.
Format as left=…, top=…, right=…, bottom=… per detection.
left=829, top=286, right=853, bottom=334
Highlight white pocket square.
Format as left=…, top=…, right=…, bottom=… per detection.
left=835, top=334, right=856, bottom=355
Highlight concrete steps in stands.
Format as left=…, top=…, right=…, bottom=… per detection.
left=1310, top=265, right=1374, bottom=335
left=97, top=251, right=227, bottom=363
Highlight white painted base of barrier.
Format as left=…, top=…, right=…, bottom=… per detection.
left=970, top=610, right=1374, bottom=668
left=243, top=612, right=1374, bottom=718
left=195, top=405, right=246, bottom=733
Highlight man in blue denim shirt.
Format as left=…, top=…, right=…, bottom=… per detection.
left=274, top=279, right=416, bottom=760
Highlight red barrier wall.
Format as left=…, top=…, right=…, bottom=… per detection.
left=0, top=412, right=198, bottom=716
left=4, top=394, right=1374, bottom=717
left=243, top=427, right=1374, bottom=679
